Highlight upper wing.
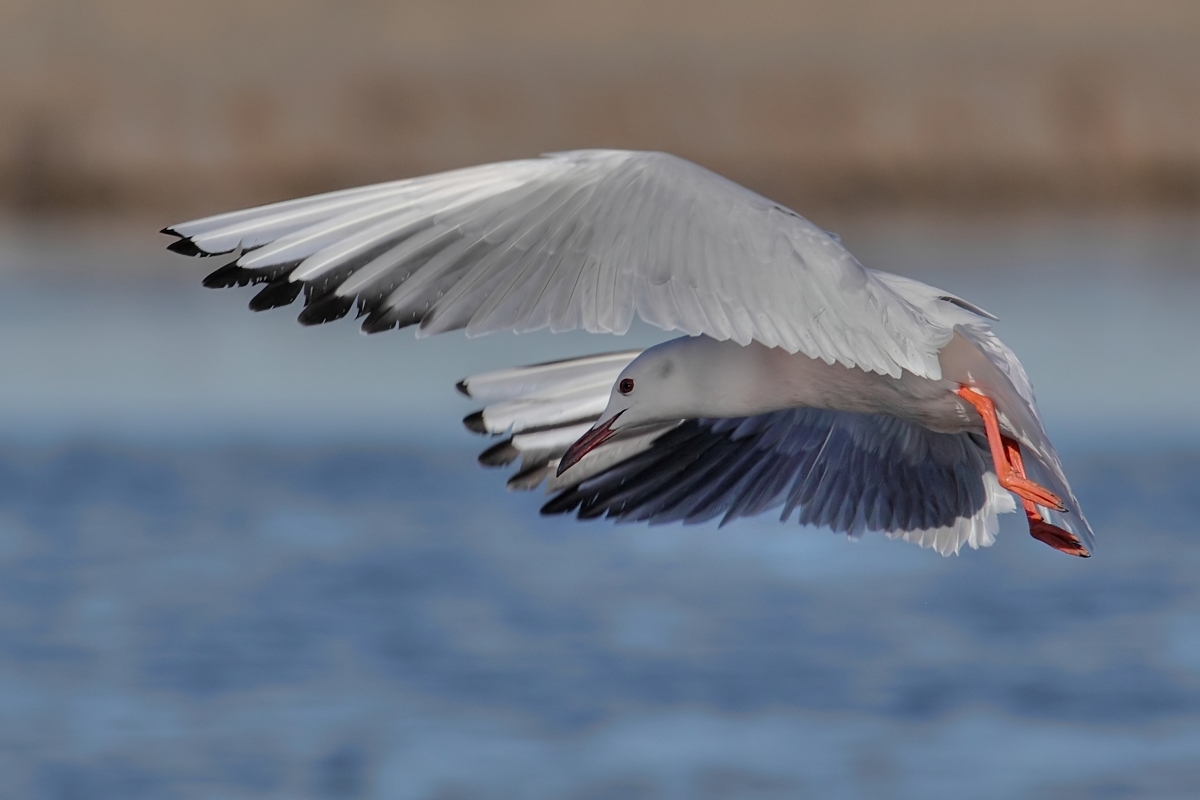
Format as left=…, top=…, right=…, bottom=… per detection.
left=164, top=150, right=953, bottom=379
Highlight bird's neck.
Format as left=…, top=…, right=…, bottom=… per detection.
left=669, top=336, right=813, bottom=418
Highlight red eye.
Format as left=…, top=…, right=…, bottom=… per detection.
left=618, top=378, right=635, bottom=395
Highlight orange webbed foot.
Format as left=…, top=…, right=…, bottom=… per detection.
left=956, top=386, right=1085, bottom=556
left=1000, top=474, right=1067, bottom=513
left=1028, top=517, right=1090, bottom=558
left=956, top=385, right=1069, bottom=513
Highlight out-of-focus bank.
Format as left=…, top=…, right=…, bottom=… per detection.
left=1, top=0, right=1199, bottom=221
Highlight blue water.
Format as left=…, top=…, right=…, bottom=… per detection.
left=1, top=217, right=1199, bottom=798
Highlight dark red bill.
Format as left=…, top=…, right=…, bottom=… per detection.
left=557, top=411, right=624, bottom=476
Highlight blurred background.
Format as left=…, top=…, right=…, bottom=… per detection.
left=2, top=1, right=1200, bottom=798
left=3, top=0, right=1200, bottom=219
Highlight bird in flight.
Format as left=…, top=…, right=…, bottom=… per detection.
left=163, top=150, right=1092, bottom=558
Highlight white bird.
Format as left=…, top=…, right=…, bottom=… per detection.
left=163, top=149, right=1093, bottom=558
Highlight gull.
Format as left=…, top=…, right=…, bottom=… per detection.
left=162, top=149, right=1093, bottom=558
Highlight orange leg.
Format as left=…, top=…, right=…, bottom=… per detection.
left=1002, top=435, right=1090, bottom=558
left=1001, top=437, right=1041, bottom=518
left=956, top=386, right=1065, bottom=511
left=956, top=386, right=1090, bottom=558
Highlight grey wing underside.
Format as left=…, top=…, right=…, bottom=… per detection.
left=460, top=351, right=1017, bottom=557
left=163, top=150, right=953, bottom=379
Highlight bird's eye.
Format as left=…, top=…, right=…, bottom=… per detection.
left=618, top=378, right=635, bottom=395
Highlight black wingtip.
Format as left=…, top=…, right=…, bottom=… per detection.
left=203, top=263, right=251, bottom=289
left=297, top=293, right=354, bottom=326
left=506, top=463, right=551, bottom=491
left=576, top=500, right=610, bottom=520
left=455, top=379, right=470, bottom=397
left=357, top=307, right=400, bottom=331
left=540, top=491, right=582, bottom=516
left=361, top=316, right=397, bottom=334
left=478, top=438, right=518, bottom=467
left=361, top=305, right=424, bottom=335
left=166, top=237, right=204, bottom=257
left=249, top=279, right=304, bottom=312
left=462, top=411, right=487, bottom=434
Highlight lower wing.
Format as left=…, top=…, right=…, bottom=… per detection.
left=458, top=350, right=1018, bottom=556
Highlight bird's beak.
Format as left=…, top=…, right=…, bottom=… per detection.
left=557, top=411, right=624, bottom=476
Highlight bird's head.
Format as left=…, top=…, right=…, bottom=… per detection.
left=557, top=336, right=763, bottom=475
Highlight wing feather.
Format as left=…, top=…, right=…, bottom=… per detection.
left=455, top=349, right=1019, bottom=556
left=166, top=150, right=952, bottom=379
left=543, top=409, right=1011, bottom=556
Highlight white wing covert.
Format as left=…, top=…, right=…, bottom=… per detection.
left=164, top=150, right=954, bottom=379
